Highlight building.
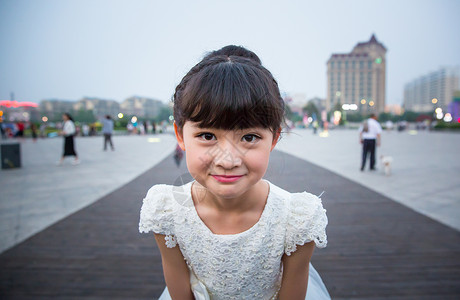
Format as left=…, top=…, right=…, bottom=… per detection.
left=403, top=67, right=460, bottom=112
left=39, top=99, right=76, bottom=120
left=120, top=96, right=163, bottom=119
left=74, top=97, right=120, bottom=118
left=326, top=34, right=387, bottom=114
left=448, top=91, right=460, bottom=123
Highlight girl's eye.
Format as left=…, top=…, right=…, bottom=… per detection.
left=197, top=133, right=216, bottom=141
left=242, top=134, right=260, bottom=143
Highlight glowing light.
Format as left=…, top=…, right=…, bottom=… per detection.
left=169, top=115, right=174, bottom=121
left=443, top=113, right=452, bottom=122
left=131, top=116, right=138, bottom=123
left=458, top=117, right=460, bottom=123
left=0, top=110, right=3, bottom=117
left=118, top=113, right=124, bottom=119
left=148, top=138, right=161, bottom=143
left=435, top=108, right=442, bottom=114
left=361, top=99, right=366, bottom=105
left=335, top=91, right=341, bottom=97
left=319, top=131, right=329, bottom=138
left=432, top=98, right=438, bottom=104
left=42, top=116, right=48, bottom=122
left=375, top=57, right=382, bottom=64
left=333, top=111, right=342, bottom=125
left=436, top=113, right=443, bottom=120
left=307, top=117, right=313, bottom=123
left=342, top=104, right=358, bottom=111
left=22, top=112, right=29, bottom=117
left=369, top=101, right=375, bottom=107
left=408, top=130, right=418, bottom=135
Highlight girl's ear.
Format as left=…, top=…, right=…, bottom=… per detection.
left=174, top=122, right=186, bottom=151
left=270, top=127, right=281, bottom=151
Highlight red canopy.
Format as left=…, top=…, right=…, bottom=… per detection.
left=0, top=100, right=39, bottom=108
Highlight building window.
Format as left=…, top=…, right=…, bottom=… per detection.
left=368, top=60, right=372, bottom=68
left=360, top=61, right=364, bottom=69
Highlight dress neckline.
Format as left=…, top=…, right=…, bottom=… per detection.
left=186, top=180, right=273, bottom=237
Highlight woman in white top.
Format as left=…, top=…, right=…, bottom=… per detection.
left=58, top=113, right=79, bottom=165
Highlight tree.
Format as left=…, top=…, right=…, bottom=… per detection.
left=156, top=106, right=173, bottom=122
left=303, top=102, right=319, bottom=119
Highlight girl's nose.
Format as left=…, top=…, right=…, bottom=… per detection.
left=213, top=142, right=242, bottom=169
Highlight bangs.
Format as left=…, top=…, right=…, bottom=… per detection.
left=176, top=57, right=284, bottom=132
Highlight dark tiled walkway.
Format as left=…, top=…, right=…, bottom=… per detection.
left=1, top=151, right=459, bottom=299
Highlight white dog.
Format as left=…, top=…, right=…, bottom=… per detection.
left=380, top=155, right=393, bottom=176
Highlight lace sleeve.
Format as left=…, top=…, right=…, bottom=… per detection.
left=139, top=184, right=177, bottom=247
left=285, top=192, right=328, bottom=256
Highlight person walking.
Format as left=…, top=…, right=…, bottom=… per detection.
left=102, top=115, right=114, bottom=151
left=58, top=113, right=79, bottom=165
left=359, top=113, right=382, bottom=171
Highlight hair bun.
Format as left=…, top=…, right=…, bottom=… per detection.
left=204, top=45, right=262, bottom=65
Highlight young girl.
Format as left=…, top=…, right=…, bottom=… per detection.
left=139, top=46, right=330, bottom=300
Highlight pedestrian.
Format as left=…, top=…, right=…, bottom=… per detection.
left=0, top=123, right=5, bottom=139
left=82, top=123, right=89, bottom=136
left=57, top=113, right=79, bottom=165
left=101, top=115, right=114, bottom=151
left=30, top=123, right=38, bottom=142
left=139, top=45, right=330, bottom=299
left=39, top=123, right=46, bottom=138
left=359, top=113, right=382, bottom=171
left=15, top=121, right=25, bottom=138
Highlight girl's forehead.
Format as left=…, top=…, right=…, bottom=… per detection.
left=183, top=121, right=272, bottom=133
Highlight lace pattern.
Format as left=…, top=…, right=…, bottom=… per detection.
left=284, top=192, right=328, bottom=256
left=139, top=181, right=328, bottom=299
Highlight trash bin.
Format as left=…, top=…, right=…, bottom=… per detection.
left=1, top=142, right=21, bottom=169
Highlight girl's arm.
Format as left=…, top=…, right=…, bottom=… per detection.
left=278, top=241, right=315, bottom=300
left=154, top=233, right=194, bottom=300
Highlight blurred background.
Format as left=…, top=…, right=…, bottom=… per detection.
left=0, top=0, right=459, bottom=132
left=1, top=1, right=460, bottom=299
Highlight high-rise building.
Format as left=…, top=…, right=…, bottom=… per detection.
left=326, top=34, right=387, bottom=113
left=403, top=67, right=459, bottom=112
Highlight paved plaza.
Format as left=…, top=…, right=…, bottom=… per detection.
left=0, top=128, right=459, bottom=299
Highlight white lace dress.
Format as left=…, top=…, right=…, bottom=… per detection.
left=139, top=181, right=330, bottom=300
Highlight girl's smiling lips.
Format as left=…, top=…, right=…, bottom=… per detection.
left=211, top=175, right=244, bottom=183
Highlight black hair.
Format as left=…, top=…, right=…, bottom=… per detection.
left=63, top=113, right=74, bottom=122
left=173, top=47, right=284, bottom=134
left=203, top=45, right=262, bottom=65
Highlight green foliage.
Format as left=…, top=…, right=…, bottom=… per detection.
left=303, top=102, right=319, bottom=118
left=434, top=121, right=460, bottom=130
left=74, top=109, right=96, bottom=123
left=157, top=106, right=173, bottom=122
left=346, top=113, right=364, bottom=122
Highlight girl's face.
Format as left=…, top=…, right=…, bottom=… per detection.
left=62, top=114, right=68, bottom=121
left=175, top=121, right=280, bottom=200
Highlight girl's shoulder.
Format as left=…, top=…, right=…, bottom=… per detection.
left=139, top=183, right=192, bottom=237
left=268, top=181, right=325, bottom=212
left=267, top=182, right=328, bottom=255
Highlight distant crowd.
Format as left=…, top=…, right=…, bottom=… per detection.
left=0, top=119, right=169, bottom=140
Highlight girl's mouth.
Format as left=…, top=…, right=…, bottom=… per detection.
left=211, top=175, right=244, bottom=183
